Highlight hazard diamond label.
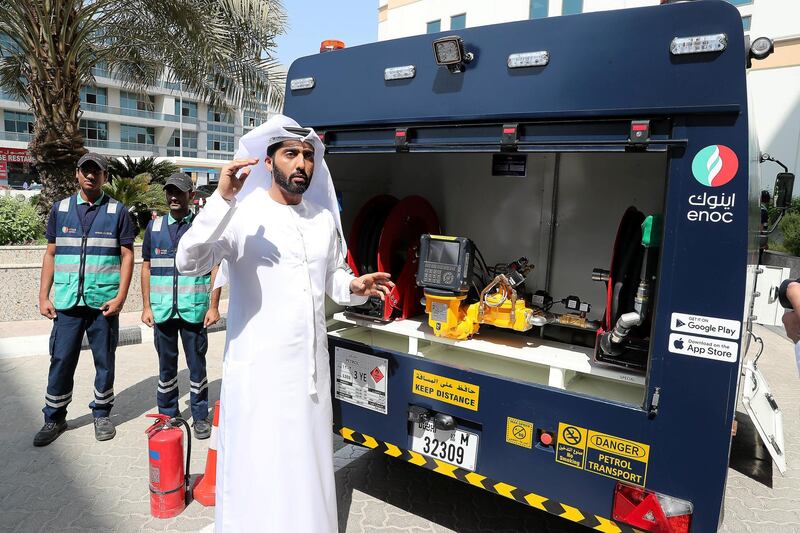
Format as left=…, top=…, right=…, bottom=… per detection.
left=334, top=348, right=388, bottom=414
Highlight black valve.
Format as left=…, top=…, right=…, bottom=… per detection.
left=433, top=413, right=456, bottom=431
left=408, top=405, right=430, bottom=424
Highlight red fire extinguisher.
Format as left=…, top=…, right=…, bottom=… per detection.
left=146, top=414, right=192, bottom=518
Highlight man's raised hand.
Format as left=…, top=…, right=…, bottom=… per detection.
left=218, top=158, right=259, bottom=201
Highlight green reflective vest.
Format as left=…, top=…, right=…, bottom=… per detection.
left=53, top=194, right=123, bottom=310
left=148, top=215, right=211, bottom=324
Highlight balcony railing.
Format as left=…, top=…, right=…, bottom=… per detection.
left=80, top=102, right=197, bottom=124
left=84, top=139, right=160, bottom=154
left=0, top=131, right=238, bottom=160
left=166, top=149, right=199, bottom=158
left=0, top=90, right=23, bottom=103
left=82, top=142, right=229, bottom=160
left=0, top=131, right=31, bottom=142
left=206, top=151, right=235, bottom=160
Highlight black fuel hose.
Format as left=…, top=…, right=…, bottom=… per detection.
left=170, top=417, right=192, bottom=502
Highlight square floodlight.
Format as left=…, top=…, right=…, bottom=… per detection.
left=433, top=36, right=466, bottom=66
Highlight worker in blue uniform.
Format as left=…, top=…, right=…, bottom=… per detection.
left=35, top=153, right=135, bottom=446
left=141, top=173, right=221, bottom=439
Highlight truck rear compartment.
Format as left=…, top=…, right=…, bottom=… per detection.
left=326, top=150, right=668, bottom=406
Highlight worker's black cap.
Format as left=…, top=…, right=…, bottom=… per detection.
left=163, top=172, right=194, bottom=192
left=76, top=153, right=108, bottom=171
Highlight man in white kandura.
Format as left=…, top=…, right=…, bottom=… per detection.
left=176, top=115, right=393, bottom=532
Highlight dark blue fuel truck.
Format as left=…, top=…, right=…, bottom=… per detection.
left=283, top=1, right=789, bottom=531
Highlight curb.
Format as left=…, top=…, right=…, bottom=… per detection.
left=0, top=316, right=228, bottom=360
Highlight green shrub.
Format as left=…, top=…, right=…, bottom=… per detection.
left=779, top=212, right=800, bottom=257
left=769, top=241, right=789, bottom=254
left=0, top=196, right=44, bottom=245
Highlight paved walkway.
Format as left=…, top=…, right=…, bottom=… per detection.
left=0, top=324, right=797, bottom=532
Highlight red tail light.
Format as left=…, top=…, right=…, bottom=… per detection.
left=612, top=483, right=693, bottom=533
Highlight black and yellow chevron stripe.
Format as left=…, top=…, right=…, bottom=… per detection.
left=338, top=426, right=640, bottom=533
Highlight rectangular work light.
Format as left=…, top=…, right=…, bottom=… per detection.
left=289, top=77, right=315, bottom=91
left=670, top=34, right=727, bottom=55
left=384, top=65, right=416, bottom=81
left=507, top=51, right=550, bottom=69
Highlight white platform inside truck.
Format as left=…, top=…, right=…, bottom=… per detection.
left=329, top=312, right=645, bottom=406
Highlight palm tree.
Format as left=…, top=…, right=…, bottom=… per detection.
left=108, top=155, right=180, bottom=184
left=103, top=172, right=167, bottom=233
left=0, top=0, right=286, bottom=215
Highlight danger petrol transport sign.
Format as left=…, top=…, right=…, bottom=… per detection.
left=556, top=422, right=650, bottom=487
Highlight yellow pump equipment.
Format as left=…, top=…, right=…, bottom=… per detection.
left=417, top=235, right=538, bottom=340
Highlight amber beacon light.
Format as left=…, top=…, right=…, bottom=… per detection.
left=320, top=40, right=346, bottom=53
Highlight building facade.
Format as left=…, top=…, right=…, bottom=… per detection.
left=0, top=61, right=279, bottom=189
left=377, top=0, right=800, bottom=190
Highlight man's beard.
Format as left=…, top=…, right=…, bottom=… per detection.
left=273, top=165, right=312, bottom=194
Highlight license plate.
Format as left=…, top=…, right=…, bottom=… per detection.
left=410, top=420, right=479, bottom=471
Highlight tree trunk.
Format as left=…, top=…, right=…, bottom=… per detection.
left=29, top=118, right=85, bottom=218
left=23, top=2, right=86, bottom=217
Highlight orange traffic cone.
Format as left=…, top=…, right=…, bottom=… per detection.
left=193, top=401, right=220, bottom=506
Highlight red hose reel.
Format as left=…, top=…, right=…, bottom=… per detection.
left=347, top=195, right=440, bottom=321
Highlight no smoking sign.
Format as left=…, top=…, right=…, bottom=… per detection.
left=505, top=417, right=533, bottom=449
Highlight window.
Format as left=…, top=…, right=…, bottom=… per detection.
left=120, top=124, right=155, bottom=145
left=427, top=20, right=441, bottom=34
left=80, top=86, right=107, bottom=106
left=726, top=0, right=752, bottom=6
left=91, top=61, right=110, bottom=78
left=562, top=0, right=582, bottom=15
left=742, top=15, right=751, bottom=31
left=79, top=119, right=108, bottom=141
left=209, top=123, right=235, bottom=135
left=530, top=0, right=548, bottom=19
left=207, top=107, right=232, bottom=123
left=174, top=99, right=198, bottom=118
left=243, top=111, right=267, bottom=133
left=4, top=111, right=33, bottom=133
left=120, top=91, right=155, bottom=112
left=207, top=133, right=234, bottom=153
left=167, top=130, right=198, bottom=157
left=451, top=14, right=466, bottom=30
left=0, top=33, right=20, bottom=57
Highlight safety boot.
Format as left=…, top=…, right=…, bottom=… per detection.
left=33, top=420, right=67, bottom=447
left=193, top=418, right=212, bottom=440
left=94, top=416, right=116, bottom=441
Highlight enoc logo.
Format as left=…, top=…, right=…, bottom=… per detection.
left=692, top=145, right=738, bottom=187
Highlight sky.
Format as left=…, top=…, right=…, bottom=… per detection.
left=274, top=1, right=379, bottom=68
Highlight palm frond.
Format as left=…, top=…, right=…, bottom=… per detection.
left=108, top=155, right=179, bottom=184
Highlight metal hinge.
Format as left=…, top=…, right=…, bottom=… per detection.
left=769, top=435, right=783, bottom=456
